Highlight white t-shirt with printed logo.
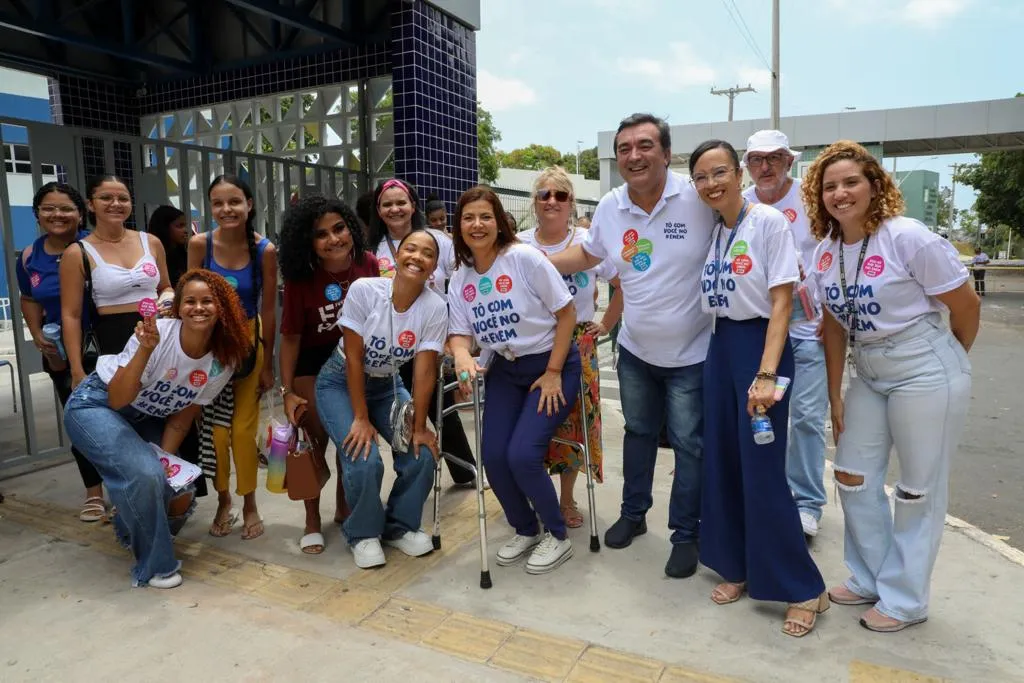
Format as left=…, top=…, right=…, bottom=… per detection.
left=700, top=203, right=799, bottom=321
left=744, top=178, right=820, bottom=340
left=374, top=228, right=455, bottom=297
left=448, top=243, right=573, bottom=359
left=95, top=319, right=233, bottom=418
left=339, top=276, right=448, bottom=375
left=581, top=171, right=715, bottom=367
left=810, top=216, right=969, bottom=342
left=519, top=226, right=618, bottom=323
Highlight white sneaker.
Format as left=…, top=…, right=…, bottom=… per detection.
left=496, top=533, right=542, bottom=566
left=525, top=533, right=573, bottom=574
left=148, top=572, right=183, bottom=589
left=351, top=538, right=387, bottom=568
left=800, top=511, right=819, bottom=537
left=385, top=530, right=434, bottom=557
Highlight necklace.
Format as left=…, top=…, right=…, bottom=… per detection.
left=92, top=228, right=127, bottom=244
left=535, top=225, right=575, bottom=250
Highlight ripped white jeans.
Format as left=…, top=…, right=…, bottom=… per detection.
left=834, top=313, right=971, bottom=622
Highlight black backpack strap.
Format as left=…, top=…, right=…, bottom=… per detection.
left=77, top=241, right=101, bottom=323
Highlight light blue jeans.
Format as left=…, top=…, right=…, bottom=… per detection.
left=314, top=351, right=434, bottom=545
left=64, top=373, right=195, bottom=586
left=835, top=314, right=971, bottom=621
left=787, top=338, right=829, bottom=520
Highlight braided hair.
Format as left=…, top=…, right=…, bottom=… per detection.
left=208, top=174, right=261, bottom=312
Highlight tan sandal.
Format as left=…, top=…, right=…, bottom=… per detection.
left=560, top=501, right=584, bottom=528
left=79, top=496, right=107, bottom=523
left=711, top=581, right=746, bottom=605
left=241, top=515, right=264, bottom=541
left=783, top=592, right=830, bottom=637
left=209, top=509, right=238, bottom=537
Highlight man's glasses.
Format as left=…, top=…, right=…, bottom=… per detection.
left=690, top=167, right=738, bottom=189
left=38, top=205, right=79, bottom=215
left=536, top=189, right=570, bottom=203
left=746, top=152, right=787, bottom=168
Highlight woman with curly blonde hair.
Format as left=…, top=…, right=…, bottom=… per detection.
left=63, top=269, right=250, bottom=589
left=803, top=141, right=980, bottom=632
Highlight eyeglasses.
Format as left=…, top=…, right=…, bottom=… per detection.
left=690, top=167, right=738, bottom=189
left=38, top=205, right=79, bottom=215
left=746, top=152, right=787, bottom=168
left=536, top=189, right=570, bottom=203
left=94, top=194, right=131, bottom=204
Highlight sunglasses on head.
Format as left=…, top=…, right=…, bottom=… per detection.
left=536, top=189, right=570, bottom=202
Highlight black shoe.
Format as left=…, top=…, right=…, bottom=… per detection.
left=604, top=516, right=647, bottom=549
left=664, top=542, right=699, bottom=578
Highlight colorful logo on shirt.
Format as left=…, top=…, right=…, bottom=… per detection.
left=574, top=272, right=590, bottom=289
left=462, top=284, right=477, bottom=302
left=479, top=277, right=493, bottom=295
left=29, top=272, right=41, bottom=288
left=732, top=255, right=753, bottom=276
left=324, top=283, right=343, bottom=302
left=397, top=330, right=416, bottom=349
left=378, top=257, right=396, bottom=278
left=620, top=230, right=653, bottom=272
left=225, top=275, right=239, bottom=289
left=210, top=360, right=223, bottom=377
left=862, top=255, right=885, bottom=278
left=783, top=208, right=798, bottom=223
left=164, top=368, right=179, bottom=380
left=496, top=275, right=513, bottom=293
left=142, top=262, right=158, bottom=278
left=817, top=252, right=833, bottom=272
left=137, top=298, right=158, bottom=317
left=189, top=369, right=208, bottom=388
left=730, top=241, right=749, bottom=257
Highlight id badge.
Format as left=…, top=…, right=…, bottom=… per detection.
left=711, top=313, right=718, bottom=335
left=846, top=353, right=857, bottom=379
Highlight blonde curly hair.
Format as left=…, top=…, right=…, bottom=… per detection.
left=801, top=140, right=905, bottom=240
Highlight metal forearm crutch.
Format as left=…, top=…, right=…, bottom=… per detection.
left=550, top=371, right=601, bottom=552
left=470, top=373, right=491, bottom=588
left=431, top=357, right=478, bottom=551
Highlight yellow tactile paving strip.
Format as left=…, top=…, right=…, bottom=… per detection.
left=0, top=495, right=948, bottom=683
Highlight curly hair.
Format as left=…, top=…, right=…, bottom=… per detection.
left=801, top=140, right=905, bottom=240
left=452, top=186, right=519, bottom=268
left=366, top=178, right=425, bottom=253
left=172, top=268, right=252, bottom=370
left=278, top=195, right=366, bottom=282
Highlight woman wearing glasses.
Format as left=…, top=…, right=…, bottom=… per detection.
left=519, top=166, right=622, bottom=528
left=689, top=140, right=827, bottom=637
left=278, top=195, right=379, bottom=554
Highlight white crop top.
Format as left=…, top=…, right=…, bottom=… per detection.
left=80, top=232, right=161, bottom=308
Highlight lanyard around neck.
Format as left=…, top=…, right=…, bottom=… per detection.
left=712, top=200, right=750, bottom=298
left=837, top=236, right=871, bottom=345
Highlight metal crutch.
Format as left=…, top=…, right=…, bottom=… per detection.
left=470, top=373, right=492, bottom=588
left=551, top=372, right=601, bottom=552
left=430, top=357, right=478, bottom=550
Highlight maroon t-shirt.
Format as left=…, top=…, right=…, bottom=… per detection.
left=280, top=251, right=379, bottom=347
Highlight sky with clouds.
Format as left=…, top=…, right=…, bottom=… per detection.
left=475, top=0, right=1023, bottom=211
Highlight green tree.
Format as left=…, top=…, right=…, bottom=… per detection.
left=501, top=144, right=562, bottom=171
left=558, top=146, right=599, bottom=180
left=935, top=186, right=958, bottom=233
left=477, top=104, right=501, bottom=184
left=954, top=93, right=1024, bottom=239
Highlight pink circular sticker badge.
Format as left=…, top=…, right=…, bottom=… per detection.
left=142, top=262, right=158, bottom=278
left=862, top=255, right=885, bottom=278
left=138, top=298, right=158, bottom=317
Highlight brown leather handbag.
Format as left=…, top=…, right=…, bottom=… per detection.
left=284, top=427, right=330, bottom=501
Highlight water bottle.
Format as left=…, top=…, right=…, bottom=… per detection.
left=41, top=322, right=66, bottom=360
left=265, top=422, right=293, bottom=494
left=751, top=408, right=775, bottom=445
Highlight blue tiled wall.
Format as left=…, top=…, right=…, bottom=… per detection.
left=391, top=0, right=478, bottom=216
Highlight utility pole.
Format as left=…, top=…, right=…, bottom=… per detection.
left=949, top=162, right=961, bottom=241
left=771, top=0, right=780, bottom=128
left=711, top=84, right=756, bottom=122
left=576, top=139, right=583, bottom=176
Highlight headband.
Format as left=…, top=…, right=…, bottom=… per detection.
left=377, top=179, right=412, bottom=207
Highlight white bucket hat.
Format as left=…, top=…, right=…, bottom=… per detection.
left=742, top=130, right=800, bottom=166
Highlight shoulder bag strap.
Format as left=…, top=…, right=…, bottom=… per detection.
left=78, top=241, right=101, bottom=326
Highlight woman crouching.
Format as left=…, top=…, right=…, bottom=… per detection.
left=63, top=269, right=250, bottom=588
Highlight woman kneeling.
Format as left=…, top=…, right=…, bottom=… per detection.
left=64, top=269, right=249, bottom=588
left=315, top=231, right=448, bottom=569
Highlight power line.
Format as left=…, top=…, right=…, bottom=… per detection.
left=721, top=0, right=770, bottom=70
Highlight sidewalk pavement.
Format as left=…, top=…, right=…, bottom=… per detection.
left=2, top=401, right=1023, bottom=682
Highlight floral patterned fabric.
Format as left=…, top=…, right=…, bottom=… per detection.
left=545, top=324, right=603, bottom=482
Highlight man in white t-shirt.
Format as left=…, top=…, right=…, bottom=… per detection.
left=741, top=129, right=827, bottom=538
left=550, top=113, right=715, bottom=579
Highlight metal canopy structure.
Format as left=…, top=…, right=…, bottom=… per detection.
left=0, top=0, right=390, bottom=84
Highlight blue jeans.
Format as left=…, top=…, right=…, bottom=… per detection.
left=615, top=345, right=703, bottom=545
left=786, top=338, right=829, bottom=520
left=837, top=314, right=971, bottom=621
left=63, top=373, right=194, bottom=586
left=481, top=346, right=582, bottom=541
left=314, top=351, right=434, bottom=544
